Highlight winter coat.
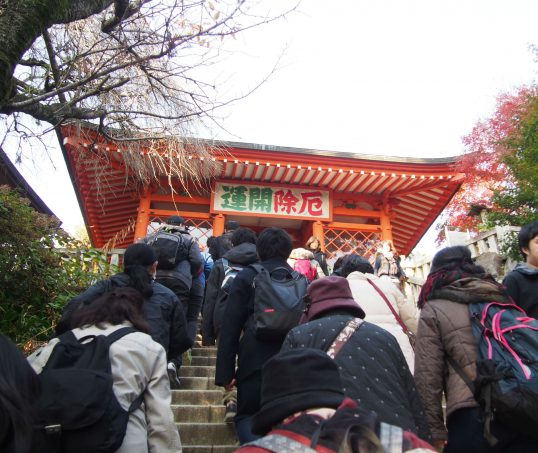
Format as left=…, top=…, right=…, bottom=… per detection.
left=215, top=259, right=296, bottom=418
left=281, top=313, right=430, bottom=440
left=29, top=322, right=181, bottom=453
left=346, top=271, right=417, bottom=371
left=312, top=249, right=329, bottom=276
left=236, top=399, right=435, bottom=453
left=287, top=248, right=325, bottom=280
left=56, top=273, right=192, bottom=361
left=503, top=263, right=538, bottom=318
left=202, top=242, right=258, bottom=345
left=414, top=277, right=510, bottom=442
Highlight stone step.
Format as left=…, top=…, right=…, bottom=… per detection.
left=178, top=422, right=237, bottom=445
left=180, top=376, right=220, bottom=391
left=173, top=389, right=223, bottom=405
left=172, top=404, right=225, bottom=423
left=191, top=356, right=217, bottom=367
left=179, top=365, right=216, bottom=378
left=183, top=446, right=237, bottom=453
left=190, top=347, right=218, bottom=358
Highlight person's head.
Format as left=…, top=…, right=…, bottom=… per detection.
left=231, top=227, right=257, bottom=247
left=331, top=255, right=346, bottom=276
left=0, top=334, right=41, bottom=453
left=306, top=235, right=321, bottom=252
left=225, top=220, right=240, bottom=232
left=518, top=221, right=538, bottom=266
left=429, top=245, right=485, bottom=275
left=123, top=243, right=158, bottom=297
left=70, top=287, right=150, bottom=333
left=339, top=254, right=374, bottom=278
left=251, top=348, right=345, bottom=435
left=257, top=227, right=293, bottom=261
left=167, top=215, right=185, bottom=226
left=300, top=275, right=365, bottom=323
left=379, top=240, right=397, bottom=254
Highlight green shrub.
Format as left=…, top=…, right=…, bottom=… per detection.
left=0, top=185, right=117, bottom=350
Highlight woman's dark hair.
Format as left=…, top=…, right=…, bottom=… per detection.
left=0, top=334, right=41, bottom=453
left=339, top=254, right=374, bottom=278
left=257, top=227, right=293, bottom=261
left=123, top=243, right=157, bottom=297
left=518, top=221, right=538, bottom=259
left=70, top=287, right=150, bottom=333
left=231, top=227, right=257, bottom=246
left=429, top=245, right=485, bottom=275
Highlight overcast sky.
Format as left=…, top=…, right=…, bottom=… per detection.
left=6, top=0, right=538, bottom=253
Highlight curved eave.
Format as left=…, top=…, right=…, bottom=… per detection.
left=60, top=125, right=463, bottom=253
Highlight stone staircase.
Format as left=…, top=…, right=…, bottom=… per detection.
left=174, top=342, right=238, bottom=453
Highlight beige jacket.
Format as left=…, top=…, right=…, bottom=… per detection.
left=414, top=277, right=509, bottom=442
left=347, top=271, right=418, bottom=371
left=29, top=322, right=181, bottom=453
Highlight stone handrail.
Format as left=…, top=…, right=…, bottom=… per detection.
left=401, top=225, right=521, bottom=304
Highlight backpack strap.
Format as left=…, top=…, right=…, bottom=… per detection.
left=104, top=327, right=147, bottom=413
left=326, top=318, right=364, bottom=359
left=103, top=326, right=138, bottom=347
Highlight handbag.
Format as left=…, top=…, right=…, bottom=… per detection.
left=366, top=279, right=416, bottom=349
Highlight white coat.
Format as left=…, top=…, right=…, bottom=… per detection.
left=346, top=271, right=418, bottom=372
left=29, top=322, right=181, bottom=453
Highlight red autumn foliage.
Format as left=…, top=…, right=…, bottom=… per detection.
left=438, top=86, right=537, bottom=242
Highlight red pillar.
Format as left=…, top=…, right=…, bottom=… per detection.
left=134, top=192, right=151, bottom=242
left=213, top=213, right=225, bottom=237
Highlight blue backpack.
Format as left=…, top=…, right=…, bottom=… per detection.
left=450, top=301, right=538, bottom=444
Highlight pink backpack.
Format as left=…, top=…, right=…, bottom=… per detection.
left=293, top=258, right=317, bottom=282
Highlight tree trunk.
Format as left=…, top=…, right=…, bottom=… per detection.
left=0, top=0, right=114, bottom=108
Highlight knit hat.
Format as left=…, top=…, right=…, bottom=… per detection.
left=123, top=243, right=157, bottom=267
left=167, top=215, right=185, bottom=226
left=251, top=348, right=345, bottom=435
left=429, top=246, right=473, bottom=274
left=225, top=220, right=240, bottom=231
left=300, top=276, right=365, bottom=324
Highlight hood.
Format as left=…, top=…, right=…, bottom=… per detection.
left=109, top=273, right=132, bottom=286
left=430, top=276, right=509, bottom=305
left=223, top=242, right=258, bottom=265
left=513, top=263, right=538, bottom=277
left=289, top=248, right=315, bottom=260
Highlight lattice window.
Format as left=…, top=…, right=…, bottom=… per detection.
left=324, top=227, right=381, bottom=265
left=148, top=216, right=213, bottom=247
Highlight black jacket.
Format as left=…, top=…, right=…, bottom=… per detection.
left=503, top=263, right=538, bottom=318
left=202, top=242, right=258, bottom=345
left=55, top=273, right=192, bottom=359
left=313, top=250, right=329, bottom=276
left=281, top=313, right=431, bottom=440
left=215, top=258, right=294, bottom=386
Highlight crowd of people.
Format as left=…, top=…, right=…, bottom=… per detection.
left=2, top=217, right=538, bottom=452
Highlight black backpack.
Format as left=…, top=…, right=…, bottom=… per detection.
left=250, top=264, right=308, bottom=342
left=35, top=327, right=145, bottom=453
left=146, top=230, right=189, bottom=269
